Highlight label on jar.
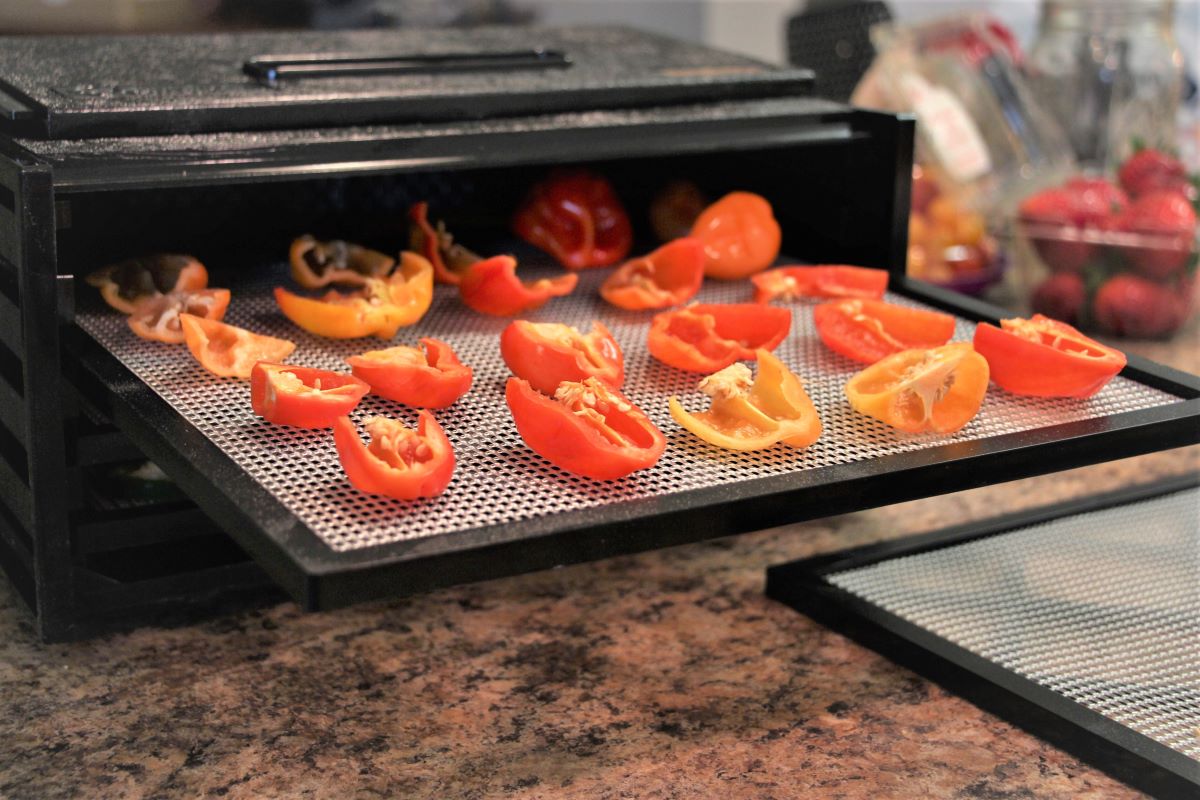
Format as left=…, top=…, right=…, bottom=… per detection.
left=900, top=73, right=992, bottom=184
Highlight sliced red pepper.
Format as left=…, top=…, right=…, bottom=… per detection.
left=458, top=255, right=577, bottom=317
left=813, top=299, right=956, bottom=364
left=289, top=235, right=394, bottom=289
left=333, top=412, right=455, bottom=500
left=972, top=314, right=1127, bottom=398
left=87, top=254, right=208, bottom=314
left=408, top=201, right=483, bottom=285
left=346, top=338, right=473, bottom=409
left=669, top=349, right=821, bottom=451
left=599, top=238, right=706, bottom=311
left=179, top=314, right=296, bottom=380
left=512, top=170, right=633, bottom=269
left=506, top=377, right=665, bottom=480
left=689, top=192, right=781, bottom=280
left=127, top=288, right=230, bottom=344
left=275, top=252, right=434, bottom=339
left=845, top=343, right=990, bottom=434
left=647, top=303, right=792, bottom=373
left=250, top=363, right=369, bottom=428
left=500, top=320, right=624, bottom=395
left=753, top=265, right=888, bottom=303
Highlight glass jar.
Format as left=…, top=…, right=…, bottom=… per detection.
left=1026, top=0, right=1184, bottom=172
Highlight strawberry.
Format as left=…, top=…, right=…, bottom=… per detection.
left=1117, top=148, right=1193, bottom=199
left=1030, top=272, right=1086, bottom=325
left=1114, top=190, right=1197, bottom=279
left=1064, top=177, right=1128, bottom=224
left=1092, top=273, right=1191, bottom=338
left=1018, top=188, right=1096, bottom=272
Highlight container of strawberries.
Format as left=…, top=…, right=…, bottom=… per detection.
left=1017, top=147, right=1198, bottom=339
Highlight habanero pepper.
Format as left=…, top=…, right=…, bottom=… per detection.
left=347, top=338, right=473, bottom=409
left=972, top=314, right=1126, bottom=398
left=506, top=377, right=665, bottom=481
left=458, top=255, right=577, bottom=317
left=647, top=303, right=792, bottom=373
left=669, top=349, right=821, bottom=451
left=333, top=412, right=455, bottom=500
left=500, top=320, right=624, bottom=395
left=512, top=170, right=633, bottom=269
left=599, top=238, right=706, bottom=311
left=275, top=252, right=434, bottom=339
left=250, top=363, right=369, bottom=428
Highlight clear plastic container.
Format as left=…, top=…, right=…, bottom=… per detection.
left=858, top=14, right=1077, bottom=217
left=1026, top=0, right=1184, bottom=172
left=1014, top=169, right=1198, bottom=339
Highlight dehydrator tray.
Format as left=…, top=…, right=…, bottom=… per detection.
left=765, top=476, right=1200, bottom=798
left=67, top=263, right=1200, bottom=609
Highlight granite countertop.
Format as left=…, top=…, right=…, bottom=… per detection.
left=1, top=333, right=1196, bottom=799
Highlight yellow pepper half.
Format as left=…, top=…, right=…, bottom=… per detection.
left=668, top=349, right=821, bottom=451
left=275, top=251, right=433, bottom=340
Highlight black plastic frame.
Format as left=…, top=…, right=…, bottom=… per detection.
left=63, top=277, right=1200, bottom=611
left=764, top=476, right=1200, bottom=799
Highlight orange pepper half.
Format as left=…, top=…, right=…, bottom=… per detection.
left=179, top=314, right=296, bottom=380
left=669, top=349, right=821, bottom=451
left=275, top=252, right=434, bottom=339
left=845, top=342, right=989, bottom=434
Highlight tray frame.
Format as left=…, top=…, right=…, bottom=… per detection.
left=764, top=475, right=1200, bottom=799
left=64, top=277, right=1200, bottom=610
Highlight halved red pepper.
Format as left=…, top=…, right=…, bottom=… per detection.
left=87, top=254, right=208, bottom=314
left=753, top=265, right=888, bottom=303
left=647, top=303, right=792, bottom=373
left=690, top=191, right=781, bottom=280
left=346, top=338, right=473, bottom=409
left=275, top=252, right=434, bottom=339
left=289, top=235, right=394, bottom=289
left=127, top=288, right=231, bottom=344
left=599, top=238, right=706, bottom=311
left=501, top=320, right=624, bottom=395
left=179, top=314, right=296, bottom=380
left=972, top=314, right=1126, bottom=398
left=333, top=412, right=455, bottom=500
left=250, top=363, right=369, bottom=428
left=512, top=170, right=633, bottom=269
left=669, top=349, right=821, bottom=451
left=506, top=376, right=665, bottom=480
left=408, top=202, right=483, bottom=285
left=458, top=255, right=577, bottom=316
left=813, top=299, right=957, bottom=364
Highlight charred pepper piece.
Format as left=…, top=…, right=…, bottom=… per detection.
left=86, top=254, right=208, bottom=314
left=289, top=235, right=395, bottom=289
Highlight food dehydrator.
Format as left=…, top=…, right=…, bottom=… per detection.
left=0, top=26, right=1195, bottom=642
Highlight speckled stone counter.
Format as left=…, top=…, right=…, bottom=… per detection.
left=1, top=333, right=1196, bottom=799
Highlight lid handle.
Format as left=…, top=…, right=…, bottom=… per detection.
left=244, top=49, right=571, bottom=86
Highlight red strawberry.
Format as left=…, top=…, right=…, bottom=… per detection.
left=1018, top=188, right=1095, bottom=272
left=1030, top=272, right=1086, bottom=325
left=1118, top=149, right=1192, bottom=199
left=1115, top=190, right=1197, bottom=279
left=1064, top=177, right=1128, bottom=225
left=1092, top=273, right=1190, bottom=338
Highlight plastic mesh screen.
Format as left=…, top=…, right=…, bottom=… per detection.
left=75, top=264, right=1182, bottom=553
left=829, top=487, right=1200, bottom=761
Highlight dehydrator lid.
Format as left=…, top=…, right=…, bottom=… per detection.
left=0, top=25, right=814, bottom=140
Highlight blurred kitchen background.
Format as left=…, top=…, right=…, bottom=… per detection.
left=2, top=0, right=1197, bottom=337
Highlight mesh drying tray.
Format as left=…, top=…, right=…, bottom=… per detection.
left=765, top=477, right=1200, bottom=798
left=69, top=264, right=1200, bottom=609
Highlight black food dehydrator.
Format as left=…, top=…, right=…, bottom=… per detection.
left=0, top=26, right=1196, bottom=642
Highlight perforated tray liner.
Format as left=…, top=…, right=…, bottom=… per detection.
left=75, top=266, right=1181, bottom=553
left=827, top=487, right=1200, bottom=762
